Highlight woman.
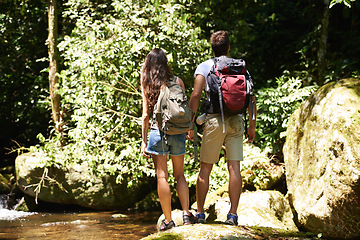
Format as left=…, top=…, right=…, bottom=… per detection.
left=141, top=48, right=195, bottom=231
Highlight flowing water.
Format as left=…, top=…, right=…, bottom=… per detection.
left=0, top=195, right=159, bottom=239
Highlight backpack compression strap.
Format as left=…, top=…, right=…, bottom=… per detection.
left=214, top=64, right=226, bottom=134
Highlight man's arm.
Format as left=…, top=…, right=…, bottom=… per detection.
left=246, top=95, right=257, bottom=143
left=189, top=74, right=206, bottom=118
left=187, top=74, right=206, bottom=140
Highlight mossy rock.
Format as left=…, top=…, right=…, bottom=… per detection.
left=283, top=78, right=360, bottom=239
left=15, top=152, right=155, bottom=210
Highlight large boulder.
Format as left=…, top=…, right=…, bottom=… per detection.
left=235, top=191, right=298, bottom=232
left=15, top=152, right=154, bottom=210
left=283, top=78, right=360, bottom=239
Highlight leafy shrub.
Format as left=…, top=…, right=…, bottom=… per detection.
left=255, top=71, right=318, bottom=157
left=33, top=0, right=210, bottom=186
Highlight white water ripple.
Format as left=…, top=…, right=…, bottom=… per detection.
left=0, top=209, right=36, bottom=221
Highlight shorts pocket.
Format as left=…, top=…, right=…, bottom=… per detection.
left=204, top=116, right=219, bottom=133
left=149, top=130, right=162, bottom=148
left=229, top=115, right=243, bottom=133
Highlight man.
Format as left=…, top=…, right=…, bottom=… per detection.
left=187, top=30, right=257, bottom=225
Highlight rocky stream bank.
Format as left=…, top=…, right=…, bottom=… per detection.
left=1, top=78, right=359, bottom=240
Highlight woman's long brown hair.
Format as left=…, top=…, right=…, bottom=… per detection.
left=141, top=48, right=173, bottom=112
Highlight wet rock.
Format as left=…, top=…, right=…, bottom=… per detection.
left=283, top=78, right=360, bottom=239
left=111, top=213, right=128, bottom=218
left=15, top=152, right=153, bottom=210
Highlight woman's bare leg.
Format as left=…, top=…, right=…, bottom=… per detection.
left=171, top=154, right=191, bottom=216
left=153, top=154, right=172, bottom=222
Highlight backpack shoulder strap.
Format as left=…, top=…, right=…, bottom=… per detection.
left=168, top=76, right=177, bottom=84
left=153, top=86, right=167, bottom=114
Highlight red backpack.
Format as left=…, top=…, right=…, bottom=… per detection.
left=203, top=56, right=254, bottom=132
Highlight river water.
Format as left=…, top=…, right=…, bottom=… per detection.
left=0, top=196, right=159, bottom=239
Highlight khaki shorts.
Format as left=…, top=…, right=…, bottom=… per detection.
left=200, top=114, right=244, bottom=164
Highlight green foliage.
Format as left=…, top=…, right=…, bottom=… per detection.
left=241, top=144, right=277, bottom=190
left=352, top=71, right=360, bottom=78
left=2, top=0, right=360, bottom=195
left=192, top=0, right=360, bottom=87
left=0, top=0, right=50, bottom=165
left=207, top=157, right=228, bottom=192
left=190, top=0, right=321, bottom=86
left=183, top=143, right=271, bottom=193
left=255, top=72, right=318, bottom=156
left=33, top=0, right=210, bottom=185
left=330, top=0, right=355, bottom=8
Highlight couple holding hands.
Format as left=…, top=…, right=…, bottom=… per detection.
left=141, top=30, right=257, bottom=231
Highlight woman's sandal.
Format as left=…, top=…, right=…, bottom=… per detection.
left=183, top=212, right=196, bottom=225
left=159, top=219, right=175, bottom=231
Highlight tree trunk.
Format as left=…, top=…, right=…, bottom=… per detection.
left=47, top=0, right=61, bottom=132
left=317, top=0, right=330, bottom=85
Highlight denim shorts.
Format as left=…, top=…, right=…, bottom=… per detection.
left=146, top=128, right=186, bottom=156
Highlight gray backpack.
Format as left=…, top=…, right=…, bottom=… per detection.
left=153, top=76, right=193, bottom=135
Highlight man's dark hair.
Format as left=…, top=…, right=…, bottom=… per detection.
left=210, top=30, right=229, bottom=57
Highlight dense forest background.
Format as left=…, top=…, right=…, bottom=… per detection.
left=1, top=0, right=359, bottom=188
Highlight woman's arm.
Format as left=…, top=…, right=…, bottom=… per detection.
left=141, top=85, right=151, bottom=158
